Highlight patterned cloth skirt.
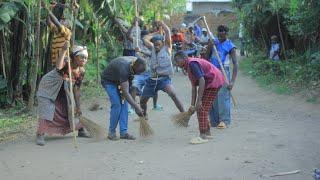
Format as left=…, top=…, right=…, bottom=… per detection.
left=36, top=86, right=83, bottom=136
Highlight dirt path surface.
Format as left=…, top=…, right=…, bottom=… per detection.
left=1, top=70, right=320, bottom=180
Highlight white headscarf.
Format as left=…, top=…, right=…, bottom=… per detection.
left=72, top=45, right=88, bottom=57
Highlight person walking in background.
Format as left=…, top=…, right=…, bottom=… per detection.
left=204, top=25, right=238, bottom=129
left=269, top=35, right=280, bottom=61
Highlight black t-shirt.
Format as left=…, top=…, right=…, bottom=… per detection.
left=101, top=56, right=136, bottom=85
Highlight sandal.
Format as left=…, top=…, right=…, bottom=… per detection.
left=36, top=134, right=45, bottom=146
left=205, top=131, right=214, bottom=139
left=78, top=128, right=90, bottom=138
left=189, top=136, right=208, bottom=144
left=217, top=122, right=227, bottom=129
left=107, top=133, right=118, bottom=141
left=120, top=133, right=136, bottom=140
left=152, top=104, right=163, bottom=111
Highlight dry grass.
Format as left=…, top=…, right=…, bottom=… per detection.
left=139, top=117, right=154, bottom=137
left=171, top=108, right=196, bottom=127
left=79, top=116, right=106, bottom=140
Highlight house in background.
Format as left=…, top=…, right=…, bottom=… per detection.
left=186, top=0, right=233, bottom=14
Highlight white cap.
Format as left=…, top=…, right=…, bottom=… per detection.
left=72, top=45, right=88, bottom=57
left=181, top=23, right=187, bottom=28
left=202, top=28, right=207, bottom=32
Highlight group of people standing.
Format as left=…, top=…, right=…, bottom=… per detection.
left=101, top=17, right=238, bottom=143
left=35, top=10, right=238, bottom=145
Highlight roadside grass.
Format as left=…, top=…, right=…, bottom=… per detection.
left=239, top=57, right=317, bottom=100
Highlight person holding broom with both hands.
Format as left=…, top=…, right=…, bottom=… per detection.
left=36, top=1, right=89, bottom=146
left=174, top=51, right=225, bottom=144
left=101, top=56, right=146, bottom=141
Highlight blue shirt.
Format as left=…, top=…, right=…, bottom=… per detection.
left=210, top=38, right=236, bottom=69
left=189, top=62, right=204, bottom=80
left=194, top=24, right=202, bottom=38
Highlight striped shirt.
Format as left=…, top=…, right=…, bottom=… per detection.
left=50, top=24, right=72, bottom=64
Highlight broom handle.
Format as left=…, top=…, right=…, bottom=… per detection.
left=67, top=44, right=78, bottom=149
left=134, top=0, right=139, bottom=48
left=202, top=16, right=237, bottom=107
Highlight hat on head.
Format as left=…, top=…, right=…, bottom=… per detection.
left=72, top=45, right=88, bottom=57
left=202, top=28, right=207, bottom=32
left=180, top=23, right=187, bottom=28
left=151, top=35, right=164, bottom=43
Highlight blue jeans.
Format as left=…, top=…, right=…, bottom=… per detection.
left=209, top=67, right=231, bottom=126
left=103, top=83, right=128, bottom=136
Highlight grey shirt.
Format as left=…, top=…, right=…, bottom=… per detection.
left=150, top=45, right=173, bottom=77
left=101, top=56, right=137, bottom=85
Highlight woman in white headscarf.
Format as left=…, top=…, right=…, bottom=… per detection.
left=36, top=43, right=89, bottom=146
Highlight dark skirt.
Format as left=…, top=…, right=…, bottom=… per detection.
left=36, top=86, right=83, bottom=136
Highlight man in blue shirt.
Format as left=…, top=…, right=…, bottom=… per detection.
left=206, top=25, right=238, bottom=129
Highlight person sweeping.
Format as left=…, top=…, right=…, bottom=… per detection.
left=101, top=56, right=146, bottom=140
left=173, top=51, right=225, bottom=144
left=36, top=44, right=90, bottom=146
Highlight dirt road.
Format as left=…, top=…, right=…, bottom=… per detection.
left=1, top=71, right=320, bottom=180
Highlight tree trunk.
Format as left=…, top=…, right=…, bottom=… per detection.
left=96, top=22, right=100, bottom=84
left=9, top=11, right=26, bottom=105
left=0, top=33, right=6, bottom=79
left=276, top=12, right=287, bottom=60
left=28, top=1, right=41, bottom=111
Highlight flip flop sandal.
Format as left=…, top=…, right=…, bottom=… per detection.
left=189, top=137, right=209, bottom=144
left=107, top=134, right=118, bottom=141
left=120, top=133, right=136, bottom=140
left=217, top=122, right=227, bottom=129
left=152, top=105, right=163, bottom=111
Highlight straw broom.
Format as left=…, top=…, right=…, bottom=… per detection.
left=138, top=116, right=154, bottom=137
left=172, top=106, right=196, bottom=127
left=79, top=116, right=106, bottom=140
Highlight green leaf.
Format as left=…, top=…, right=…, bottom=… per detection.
left=0, top=12, right=11, bottom=23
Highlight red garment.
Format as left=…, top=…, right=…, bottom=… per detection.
left=197, top=88, right=219, bottom=133
left=37, top=85, right=83, bottom=135
left=171, top=33, right=185, bottom=43
left=185, top=57, right=225, bottom=89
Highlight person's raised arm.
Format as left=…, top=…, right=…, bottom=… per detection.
left=143, top=33, right=154, bottom=50
left=55, top=42, right=69, bottom=70
left=158, top=21, right=172, bottom=51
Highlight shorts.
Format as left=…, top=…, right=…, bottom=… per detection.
left=123, top=49, right=136, bottom=56
left=141, top=76, right=171, bottom=97
left=132, top=72, right=150, bottom=95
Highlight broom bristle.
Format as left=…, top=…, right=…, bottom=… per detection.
left=79, top=116, right=106, bottom=140
left=171, top=111, right=194, bottom=127
left=139, top=117, right=154, bottom=137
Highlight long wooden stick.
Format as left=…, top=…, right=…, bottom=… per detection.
left=260, top=170, right=301, bottom=177
left=67, top=45, right=78, bottom=149
left=70, top=0, right=78, bottom=149
left=202, top=16, right=237, bottom=107
left=134, top=0, right=139, bottom=48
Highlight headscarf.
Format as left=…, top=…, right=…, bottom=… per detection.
left=72, top=45, right=88, bottom=58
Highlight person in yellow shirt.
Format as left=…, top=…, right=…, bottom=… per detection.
left=44, top=1, right=75, bottom=65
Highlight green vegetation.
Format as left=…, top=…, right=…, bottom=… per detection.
left=234, top=0, right=320, bottom=102
left=0, top=0, right=186, bottom=134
